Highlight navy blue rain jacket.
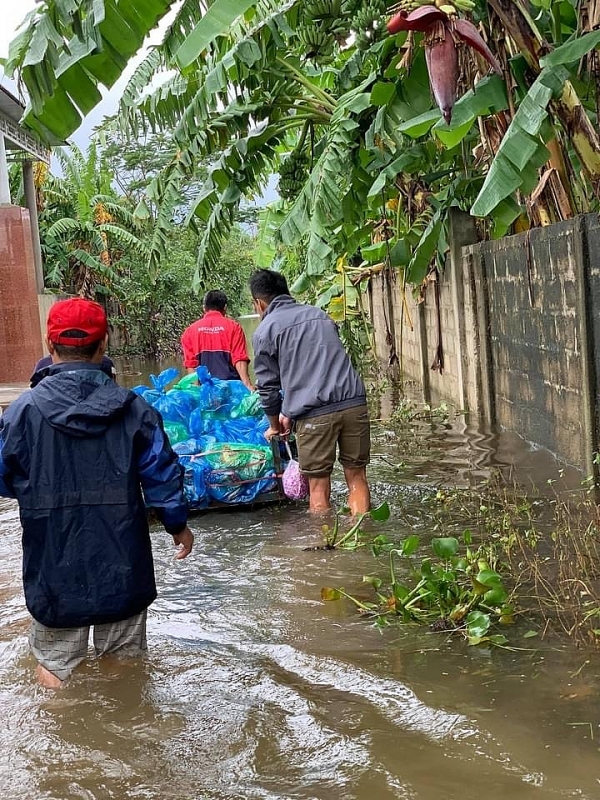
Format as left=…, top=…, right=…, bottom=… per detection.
left=0, top=363, right=188, bottom=628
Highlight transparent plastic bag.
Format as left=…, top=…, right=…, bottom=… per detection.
left=202, top=444, right=276, bottom=504
left=281, top=442, right=309, bottom=500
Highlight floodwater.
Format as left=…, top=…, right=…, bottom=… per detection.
left=1, top=365, right=600, bottom=799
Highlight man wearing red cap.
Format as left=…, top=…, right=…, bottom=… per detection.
left=0, top=298, right=193, bottom=688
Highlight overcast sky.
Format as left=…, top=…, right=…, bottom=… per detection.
left=0, top=3, right=35, bottom=97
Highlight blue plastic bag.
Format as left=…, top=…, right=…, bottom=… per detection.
left=228, top=380, right=251, bottom=407
left=143, top=368, right=184, bottom=421
left=178, top=456, right=210, bottom=509
left=149, top=367, right=180, bottom=392
left=156, top=388, right=197, bottom=424
left=196, top=366, right=232, bottom=411
left=206, top=471, right=277, bottom=504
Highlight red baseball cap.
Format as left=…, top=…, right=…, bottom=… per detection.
left=47, top=298, right=108, bottom=346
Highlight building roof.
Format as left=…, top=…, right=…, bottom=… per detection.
left=0, top=83, right=51, bottom=163
left=0, top=84, right=24, bottom=125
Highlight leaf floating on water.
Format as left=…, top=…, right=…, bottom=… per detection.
left=370, top=502, right=391, bottom=522
left=321, top=587, right=342, bottom=601
left=466, top=610, right=491, bottom=639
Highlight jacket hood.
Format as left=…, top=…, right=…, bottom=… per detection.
left=31, top=363, right=135, bottom=437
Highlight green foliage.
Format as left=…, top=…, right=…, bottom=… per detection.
left=10, top=0, right=600, bottom=317
left=321, top=502, right=391, bottom=550
left=323, top=527, right=514, bottom=647
left=5, top=0, right=174, bottom=140
left=110, top=225, right=255, bottom=359
left=35, top=135, right=257, bottom=358
left=470, top=67, right=570, bottom=231
left=38, top=142, right=145, bottom=296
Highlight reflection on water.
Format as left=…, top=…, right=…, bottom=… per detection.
left=1, top=387, right=599, bottom=798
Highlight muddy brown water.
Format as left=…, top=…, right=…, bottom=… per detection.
left=1, top=360, right=599, bottom=798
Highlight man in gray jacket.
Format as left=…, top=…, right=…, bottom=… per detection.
left=250, top=269, right=370, bottom=514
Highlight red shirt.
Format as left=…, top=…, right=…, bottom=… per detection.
left=180, top=310, right=249, bottom=380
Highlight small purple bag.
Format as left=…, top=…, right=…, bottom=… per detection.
left=282, top=442, right=309, bottom=500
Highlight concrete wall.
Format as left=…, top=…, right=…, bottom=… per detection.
left=369, top=212, right=600, bottom=472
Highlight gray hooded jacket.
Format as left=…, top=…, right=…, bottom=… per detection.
left=252, top=295, right=366, bottom=420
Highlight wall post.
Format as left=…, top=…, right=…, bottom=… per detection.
left=448, top=208, right=478, bottom=410
left=469, top=247, right=495, bottom=426
left=574, top=215, right=599, bottom=484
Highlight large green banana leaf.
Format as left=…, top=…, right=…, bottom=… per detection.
left=470, top=67, right=570, bottom=223
left=6, top=0, right=261, bottom=142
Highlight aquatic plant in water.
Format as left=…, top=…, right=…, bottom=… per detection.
left=303, top=502, right=392, bottom=552
left=322, top=529, right=515, bottom=646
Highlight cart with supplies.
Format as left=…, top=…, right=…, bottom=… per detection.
left=132, top=367, right=302, bottom=511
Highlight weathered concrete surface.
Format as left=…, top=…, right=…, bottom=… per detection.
left=0, top=206, right=43, bottom=382
left=369, top=213, right=600, bottom=471
left=481, top=221, right=584, bottom=467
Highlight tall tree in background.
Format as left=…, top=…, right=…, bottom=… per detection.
left=38, top=142, right=147, bottom=296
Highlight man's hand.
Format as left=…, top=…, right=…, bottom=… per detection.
left=172, top=526, right=194, bottom=559
left=264, top=426, right=280, bottom=441
left=279, top=414, right=292, bottom=439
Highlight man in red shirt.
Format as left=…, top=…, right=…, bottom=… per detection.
left=180, top=290, right=254, bottom=389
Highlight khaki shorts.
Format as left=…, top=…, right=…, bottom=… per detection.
left=295, top=404, right=370, bottom=477
left=29, top=611, right=148, bottom=681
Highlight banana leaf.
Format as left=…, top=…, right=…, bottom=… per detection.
left=470, top=67, right=569, bottom=220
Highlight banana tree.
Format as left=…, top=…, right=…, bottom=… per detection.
left=3, top=0, right=263, bottom=141
left=38, top=143, right=147, bottom=295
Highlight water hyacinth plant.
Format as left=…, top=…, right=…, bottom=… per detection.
left=322, top=529, right=515, bottom=646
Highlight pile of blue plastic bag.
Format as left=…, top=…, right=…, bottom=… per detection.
left=133, top=367, right=277, bottom=508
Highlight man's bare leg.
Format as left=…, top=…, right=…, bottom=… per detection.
left=308, top=476, right=332, bottom=513
left=343, top=466, right=370, bottom=515
left=36, top=663, right=63, bottom=689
